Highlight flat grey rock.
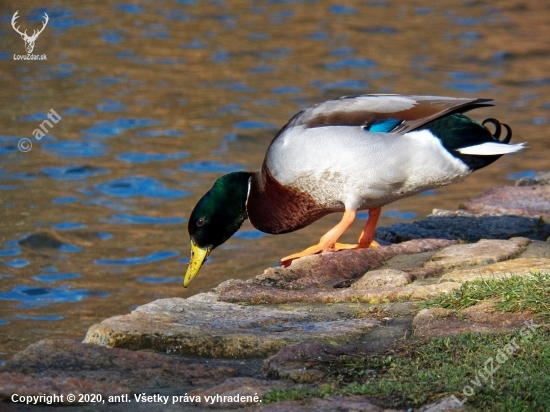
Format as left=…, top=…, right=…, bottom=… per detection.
left=84, top=294, right=380, bottom=358
left=425, top=238, right=530, bottom=269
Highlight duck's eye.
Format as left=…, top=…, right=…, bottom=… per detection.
left=196, top=218, right=205, bottom=227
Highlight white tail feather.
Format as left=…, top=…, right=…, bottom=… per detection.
left=456, top=142, right=525, bottom=155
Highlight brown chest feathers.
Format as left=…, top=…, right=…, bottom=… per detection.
left=246, top=167, right=340, bottom=234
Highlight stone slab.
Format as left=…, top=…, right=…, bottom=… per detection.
left=465, top=185, right=550, bottom=218
left=351, top=269, right=413, bottom=289
left=218, top=279, right=463, bottom=305
left=440, top=257, right=550, bottom=283
left=84, top=294, right=380, bottom=358
left=413, top=303, right=533, bottom=338
left=250, top=239, right=456, bottom=290
left=263, top=316, right=412, bottom=383
left=0, top=339, right=237, bottom=404
left=425, top=238, right=530, bottom=269
left=216, top=239, right=456, bottom=304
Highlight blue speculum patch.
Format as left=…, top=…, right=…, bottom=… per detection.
left=365, top=118, right=402, bottom=133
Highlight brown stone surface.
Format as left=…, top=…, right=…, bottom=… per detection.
left=520, top=240, right=550, bottom=258
left=413, top=303, right=533, bottom=338
left=0, top=372, right=127, bottom=404
left=217, top=279, right=463, bottom=305
left=0, top=339, right=237, bottom=403
left=440, top=257, right=550, bottom=283
left=262, top=313, right=413, bottom=384
left=214, top=239, right=542, bottom=305
left=189, top=377, right=288, bottom=408
left=249, top=239, right=457, bottom=290
left=464, top=185, right=550, bottom=218
left=424, top=238, right=530, bottom=269
left=217, top=239, right=456, bottom=304
left=351, top=269, right=413, bottom=289
left=263, top=341, right=369, bottom=383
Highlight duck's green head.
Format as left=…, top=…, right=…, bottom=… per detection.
left=184, top=171, right=251, bottom=287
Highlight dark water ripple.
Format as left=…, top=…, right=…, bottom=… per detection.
left=0, top=285, right=97, bottom=309
left=95, top=177, right=190, bottom=198
left=94, top=250, right=179, bottom=266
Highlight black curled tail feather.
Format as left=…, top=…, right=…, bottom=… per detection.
left=419, top=113, right=514, bottom=172
left=482, top=118, right=512, bottom=144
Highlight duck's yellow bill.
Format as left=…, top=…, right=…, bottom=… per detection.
left=183, top=241, right=210, bottom=288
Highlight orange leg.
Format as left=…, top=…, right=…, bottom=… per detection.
left=358, top=207, right=381, bottom=248
left=280, top=208, right=382, bottom=267
left=280, top=210, right=356, bottom=267
left=332, top=207, right=381, bottom=249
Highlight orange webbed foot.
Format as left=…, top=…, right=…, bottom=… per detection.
left=280, top=210, right=357, bottom=267
left=279, top=208, right=383, bottom=267
left=280, top=239, right=381, bottom=267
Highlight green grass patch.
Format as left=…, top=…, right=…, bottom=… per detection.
left=264, top=328, right=550, bottom=411
left=421, top=271, right=550, bottom=316
left=264, top=271, right=550, bottom=410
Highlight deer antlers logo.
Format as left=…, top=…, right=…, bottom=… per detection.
left=12, top=10, right=49, bottom=54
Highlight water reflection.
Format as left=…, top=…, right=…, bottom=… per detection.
left=179, top=160, right=245, bottom=173
left=117, top=151, right=189, bottom=163
left=32, top=272, right=81, bottom=283
left=0, top=285, right=95, bottom=308
left=95, top=177, right=190, bottom=198
left=42, top=165, right=109, bottom=179
left=42, top=141, right=108, bottom=157
left=94, top=250, right=179, bottom=266
left=100, top=213, right=186, bottom=225
left=1, top=0, right=549, bottom=362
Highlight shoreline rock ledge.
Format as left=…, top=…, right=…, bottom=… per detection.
left=1, top=173, right=550, bottom=411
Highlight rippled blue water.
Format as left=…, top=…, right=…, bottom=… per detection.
left=43, top=165, right=109, bottom=180
left=0, top=285, right=97, bottom=309
left=117, top=152, right=189, bottom=163
left=32, top=273, right=81, bottom=283
left=95, top=177, right=190, bottom=198
left=1, top=0, right=548, bottom=362
left=42, top=141, right=108, bottom=158
left=179, top=161, right=245, bottom=174
left=94, top=250, right=179, bottom=266
left=100, top=214, right=186, bottom=225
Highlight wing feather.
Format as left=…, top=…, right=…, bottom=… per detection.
left=278, top=94, right=492, bottom=136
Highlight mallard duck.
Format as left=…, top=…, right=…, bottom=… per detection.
left=183, top=94, right=524, bottom=287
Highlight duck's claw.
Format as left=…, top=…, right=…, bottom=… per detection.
left=280, top=240, right=381, bottom=267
